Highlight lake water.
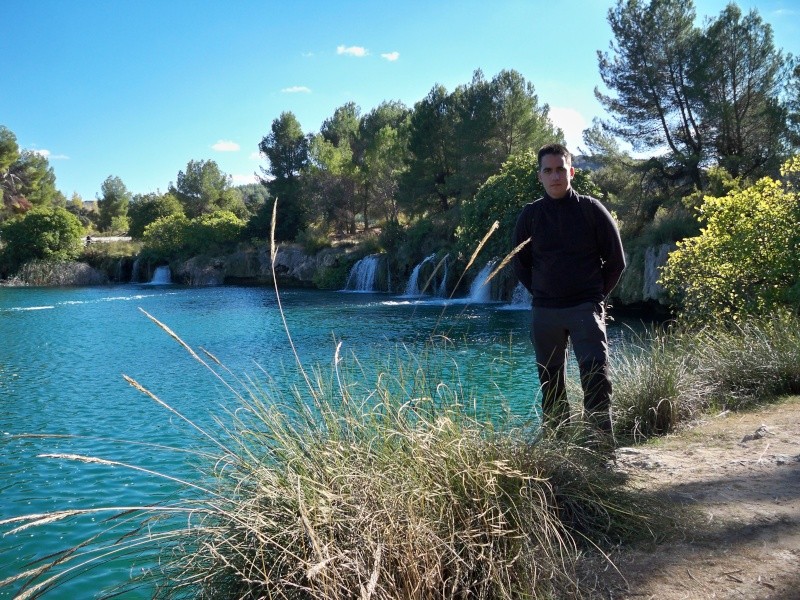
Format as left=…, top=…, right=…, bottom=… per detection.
left=0, top=284, right=631, bottom=598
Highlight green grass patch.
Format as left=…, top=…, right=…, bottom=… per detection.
left=612, top=313, right=800, bottom=443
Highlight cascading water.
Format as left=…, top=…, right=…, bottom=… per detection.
left=509, top=281, right=532, bottom=308
left=467, top=260, right=496, bottom=303
left=403, top=254, right=435, bottom=296
left=149, top=265, right=172, bottom=285
left=130, top=257, right=142, bottom=283
left=344, top=255, right=380, bottom=292
left=436, top=254, right=449, bottom=297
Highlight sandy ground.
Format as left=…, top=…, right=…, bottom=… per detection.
left=588, top=396, right=800, bottom=599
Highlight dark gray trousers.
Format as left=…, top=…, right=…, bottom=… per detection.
left=530, top=302, right=613, bottom=436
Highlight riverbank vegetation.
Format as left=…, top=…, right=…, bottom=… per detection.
left=2, top=0, right=800, bottom=597
left=4, top=305, right=800, bottom=598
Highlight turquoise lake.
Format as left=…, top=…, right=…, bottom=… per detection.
left=0, top=283, right=633, bottom=598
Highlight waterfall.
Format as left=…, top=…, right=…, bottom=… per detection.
left=344, top=255, right=380, bottom=292
left=509, top=282, right=532, bottom=307
left=467, top=260, right=496, bottom=303
left=404, top=254, right=435, bottom=296
left=130, top=257, right=142, bottom=283
left=436, top=254, right=449, bottom=297
left=149, top=265, right=172, bottom=285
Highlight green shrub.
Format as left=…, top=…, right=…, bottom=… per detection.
left=297, top=223, right=332, bottom=254
left=312, top=259, right=352, bottom=290
left=0, top=206, right=85, bottom=275
left=141, top=213, right=190, bottom=259
left=141, top=211, right=245, bottom=260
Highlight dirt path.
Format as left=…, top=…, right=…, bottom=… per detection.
left=595, top=396, right=800, bottom=600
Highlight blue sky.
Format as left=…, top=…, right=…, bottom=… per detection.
left=3, top=0, right=798, bottom=202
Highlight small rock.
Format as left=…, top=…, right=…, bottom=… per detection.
left=616, top=447, right=642, bottom=456
left=740, top=424, right=771, bottom=443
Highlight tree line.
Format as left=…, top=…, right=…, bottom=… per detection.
left=2, top=0, right=799, bottom=324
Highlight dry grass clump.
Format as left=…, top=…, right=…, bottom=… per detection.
left=611, top=313, right=800, bottom=443
left=151, top=340, right=663, bottom=600
left=1, top=331, right=666, bottom=600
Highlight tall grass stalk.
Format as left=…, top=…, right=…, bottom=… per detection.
left=0, top=215, right=676, bottom=598
left=1, top=321, right=669, bottom=599
left=611, top=313, right=800, bottom=442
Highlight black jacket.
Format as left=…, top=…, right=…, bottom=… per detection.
left=512, top=189, right=625, bottom=308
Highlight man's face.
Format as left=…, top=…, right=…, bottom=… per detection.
left=537, top=153, right=574, bottom=199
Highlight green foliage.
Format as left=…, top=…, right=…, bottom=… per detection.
left=141, top=213, right=189, bottom=258
left=170, top=159, right=245, bottom=219
left=597, top=0, right=791, bottom=190
left=788, top=62, right=800, bottom=148
left=636, top=205, right=699, bottom=247
left=385, top=217, right=455, bottom=278
left=10, top=151, right=60, bottom=208
left=457, top=149, right=601, bottom=264
left=682, top=165, right=743, bottom=212
left=401, top=70, right=562, bottom=219
left=699, top=4, right=787, bottom=179
left=305, top=131, right=359, bottom=234
left=312, top=259, right=351, bottom=290
left=660, top=157, right=800, bottom=323
left=127, top=192, right=184, bottom=239
left=142, top=210, right=245, bottom=260
left=188, top=211, right=245, bottom=253
left=0, top=126, right=19, bottom=174
left=581, top=120, right=680, bottom=236
left=0, top=206, right=85, bottom=274
left=258, top=113, right=310, bottom=240
left=296, top=222, right=332, bottom=254
left=65, top=192, right=98, bottom=229
left=378, top=220, right=407, bottom=259
left=1, top=127, right=60, bottom=217
left=97, top=175, right=131, bottom=232
left=236, top=183, right=270, bottom=215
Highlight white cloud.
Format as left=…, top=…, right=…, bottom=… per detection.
left=249, top=151, right=264, bottom=161
left=337, top=45, right=368, bottom=57
left=212, top=140, right=240, bottom=152
left=547, top=107, right=588, bottom=153
left=381, top=51, right=400, bottom=62
left=231, top=173, right=258, bottom=185
left=281, top=85, right=311, bottom=93
left=29, top=148, right=69, bottom=160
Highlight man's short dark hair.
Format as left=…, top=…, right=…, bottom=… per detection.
left=537, top=143, right=572, bottom=169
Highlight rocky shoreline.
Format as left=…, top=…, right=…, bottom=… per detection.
left=1, top=241, right=676, bottom=314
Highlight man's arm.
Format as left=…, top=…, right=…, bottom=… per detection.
left=595, top=202, right=626, bottom=297
left=512, top=204, right=534, bottom=294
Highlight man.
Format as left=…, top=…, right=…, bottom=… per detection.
left=512, top=143, right=625, bottom=450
